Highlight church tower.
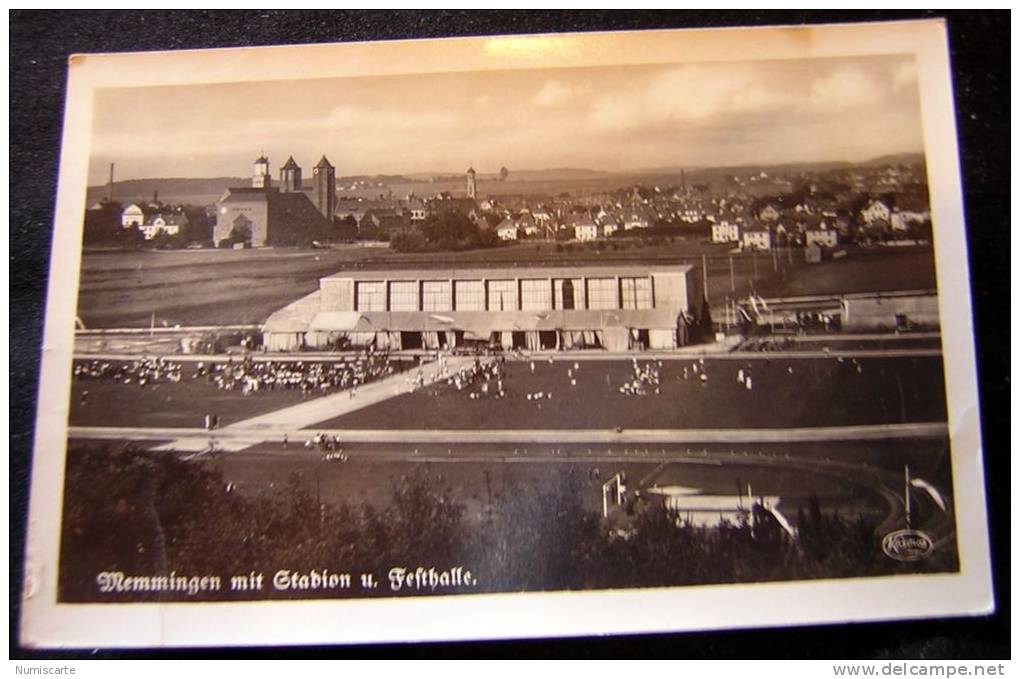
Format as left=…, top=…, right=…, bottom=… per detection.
left=280, top=156, right=302, bottom=193
left=466, top=166, right=477, bottom=200
left=253, top=153, right=271, bottom=189
left=313, top=155, right=336, bottom=220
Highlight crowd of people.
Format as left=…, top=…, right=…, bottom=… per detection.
left=73, top=352, right=405, bottom=400
left=618, top=357, right=663, bottom=396
left=196, top=353, right=402, bottom=398
left=434, top=355, right=509, bottom=400
left=74, top=356, right=184, bottom=387
left=306, top=433, right=348, bottom=461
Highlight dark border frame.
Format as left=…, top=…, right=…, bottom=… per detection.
left=9, top=9, right=1009, bottom=659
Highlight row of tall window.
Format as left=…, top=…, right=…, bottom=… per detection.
left=354, top=277, right=652, bottom=312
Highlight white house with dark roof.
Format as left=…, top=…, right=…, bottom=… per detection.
left=140, top=212, right=189, bottom=240
left=121, top=203, right=149, bottom=228
left=742, top=226, right=771, bottom=251
left=495, top=218, right=518, bottom=241
left=860, top=199, right=891, bottom=225
left=711, top=221, right=741, bottom=243
left=804, top=225, right=838, bottom=248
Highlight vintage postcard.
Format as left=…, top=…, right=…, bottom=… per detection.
left=21, top=20, right=993, bottom=647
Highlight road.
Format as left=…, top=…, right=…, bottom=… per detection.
left=70, top=421, right=948, bottom=453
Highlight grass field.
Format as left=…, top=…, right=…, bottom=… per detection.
left=763, top=336, right=943, bottom=351
left=76, top=244, right=936, bottom=329
left=754, top=248, right=937, bottom=297
left=69, top=375, right=310, bottom=428
left=314, top=356, right=947, bottom=431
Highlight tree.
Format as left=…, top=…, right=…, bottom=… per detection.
left=499, top=166, right=509, bottom=182
left=336, top=215, right=358, bottom=241
left=418, top=212, right=489, bottom=250
left=116, top=224, right=146, bottom=249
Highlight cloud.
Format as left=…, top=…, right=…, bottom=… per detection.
left=808, top=66, right=883, bottom=111
left=586, top=65, right=783, bottom=131
left=327, top=104, right=457, bottom=131
left=534, top=79, right=589, bottom=108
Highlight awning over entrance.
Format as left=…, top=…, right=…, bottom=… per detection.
left=308, top=311, right=372, bottom=333
left=304, top=309, right=682, bottom=335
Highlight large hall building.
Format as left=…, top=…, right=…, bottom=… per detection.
left=263, top=264, right=705, bottom=352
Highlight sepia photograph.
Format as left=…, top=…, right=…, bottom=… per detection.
left=16, top=16, right=997, bottom=649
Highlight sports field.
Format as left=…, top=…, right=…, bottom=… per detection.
left=69, top=375, right=310, bottom=428
left=68, top=358, right=416, bottom=428
left=313, top=355, right=947, bottom=431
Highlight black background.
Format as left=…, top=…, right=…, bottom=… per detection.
left=9, top=10, right=1009, bottom=659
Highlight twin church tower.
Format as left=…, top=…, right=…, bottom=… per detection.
left=251, top=153, right=336, bottom=220
left=212, top=153, right=337, bottom=248
left=215, top=153, right=479, bottom=248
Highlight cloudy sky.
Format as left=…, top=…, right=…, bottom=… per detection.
left=88, top=54, right=923, bottom=184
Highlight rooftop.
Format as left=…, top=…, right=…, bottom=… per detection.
left=322, top=263, right=694, bottom=282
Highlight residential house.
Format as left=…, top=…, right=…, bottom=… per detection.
left=711, top=221, right=741, bottom=244
left=860, top=199, right=891, bottom=225
left=496, top=218, right=519, bottom=241
left=572, top=215, right=598, bottom=241
left=804, top=224, right=839, bottom=248
left=623, top=209, right=652, bottom=231
left=121, top=203, right=150, bottom=228
left=742, top=225, right=771, bottom=251
left=140, top=212, right=189, bottom=240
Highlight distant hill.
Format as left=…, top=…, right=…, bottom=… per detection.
left=89, top=175, right=419, bottom=206
left=87, top=177, right=245, bottom=206
left=632, top=161, right=853, bottom=177
left=860, top=152, right=926, bottom=167
left=504, top=168, right=614, bottom=181
left=405, top=168, right=614, bottom=182
left=90, top=156, right=927, bottom=206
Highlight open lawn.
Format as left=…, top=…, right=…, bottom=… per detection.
left=68, top=358, right=416, bottom=427
left=314, top=356, right=947, bottom=431
left=756, top=336, right=944, bottom=351
left=69, top=375, right=310, bottom=428
left=754, top=248, right=937, bottom=298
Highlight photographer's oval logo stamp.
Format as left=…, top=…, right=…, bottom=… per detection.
left=882, top=529, right=934, bottom=562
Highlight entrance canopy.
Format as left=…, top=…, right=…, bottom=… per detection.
left=305, top=309, right=681, bottom=335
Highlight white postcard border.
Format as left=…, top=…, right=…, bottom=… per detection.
left=20, top=19, right=993, bottom=648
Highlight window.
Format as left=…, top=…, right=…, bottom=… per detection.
left=487, top=280, right=517, bottom=311
left=586, top=277, right=618, bottom=310
left=389, top=281, right=418, bottom=311
left=422, top=280, right=452, bottom=311
left=620, top=277, right=652, bottom=309
left=455, top=280, right=485, bottom=311
left=520, top=279, right=552, bottom=311
left=554, top=278, right=585, bottom=309
left=356, top=281, right=386, bottom=311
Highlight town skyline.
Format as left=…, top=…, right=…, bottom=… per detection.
left=87, top=54, right=924, bottom=186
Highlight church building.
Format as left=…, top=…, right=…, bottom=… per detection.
left=213, top=154, right=336, bottom=247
